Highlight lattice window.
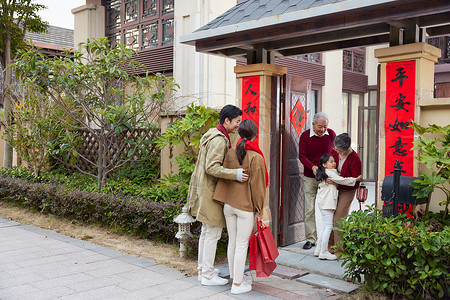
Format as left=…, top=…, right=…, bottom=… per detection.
left=143, top=0, right=157, bottom=19
left=106, top=0, right=174, bottom=51
left=107, top=0, right=121, bottom=31
left=142, top=22, right=159, bottom=49
left=124, top=0, right=138, bottom=24
left=162, top=18, right=174, bottom=45
left=107, top=32, right=121, bottom=49
left=162, top=0, right=174, bottom=15
left=125, top=27, right=140, bottom=50
left=343, top=48, right=365, bottom=73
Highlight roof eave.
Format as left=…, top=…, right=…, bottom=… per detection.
left=180, top=0, right=397, bottom=45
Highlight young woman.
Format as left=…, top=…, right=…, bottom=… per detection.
left=213, top=119, right=268, bottom=295
left=314, top=154, right=362, bottom=260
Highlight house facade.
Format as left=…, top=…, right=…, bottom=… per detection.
left=71, top=0, right=400, bottom=184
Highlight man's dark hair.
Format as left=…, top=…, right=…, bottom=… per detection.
left=219, top=105, right=242, bottom=124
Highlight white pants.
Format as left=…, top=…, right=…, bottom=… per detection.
left=223, top=204, right=255, bottom=285
left=198, top=223, right=223, bottom=279
left=318, top=209, right=334, bottom=246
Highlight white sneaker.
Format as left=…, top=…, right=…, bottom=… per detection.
left=314, top=240, right=321, bottom=257
left=319, top=251, right=337, bottom=260
left=231, top=281, right=252, bottom=295
left=201, top=275, right=228, bottom=286
left=197, top=268, right=220, bottom=281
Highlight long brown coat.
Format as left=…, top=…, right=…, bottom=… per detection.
left=213, top=149, right=266, bottom=215
left=186, top=128, right=238, bottom=228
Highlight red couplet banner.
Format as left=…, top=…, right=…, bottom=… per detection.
left=385, top=60, right=416, bottom=218
left=242, top=76, right=261, bottom=144
left=385, top=60, right=415, bottom=177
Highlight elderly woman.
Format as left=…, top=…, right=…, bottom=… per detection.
left=328, top=133, right=362, bottom=253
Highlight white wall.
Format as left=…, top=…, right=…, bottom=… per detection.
left=174, top=0, right=237, bottom=110
left=366, top=44, right=388, bottom=86
left=72, top=4, right=105, bottom=50
left=321, top=50, right=344, bottom=132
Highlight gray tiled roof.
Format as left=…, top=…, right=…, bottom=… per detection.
left=195, top=0, right=345, bottom=32
left=25, top=25, right=74, bottom=48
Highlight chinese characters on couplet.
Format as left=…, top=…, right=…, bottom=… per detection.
left=244, top=101, right=257, bottom=114
left=391, top=93, right=411, bottom=112
left=385, top=61, right=416, bottom=217
left=390, top=67, right=408, bottom=88
left=390, top=160, right=407, bottom=174
left=244, top=83, right=258, bottom=96
left=388, top=136, right=408, bottom=157
left=242, top=76, right=260, bottom=144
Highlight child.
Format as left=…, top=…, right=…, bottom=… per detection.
left=214, top=119, right=268, bottom=295
left=314, top=154, right=363, bottom=260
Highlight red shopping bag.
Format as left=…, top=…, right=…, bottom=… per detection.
left=257, top=219, right=279, bottom=263
left=249, top=221, right=278, bottom=277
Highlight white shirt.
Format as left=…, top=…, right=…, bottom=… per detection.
left=309, top=129, right=329, bottom=137
left=316, top=169, right=357, bottom=210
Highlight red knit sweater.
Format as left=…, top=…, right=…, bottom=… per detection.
left=331, top=148, right=362, bottom=190
left=299, top=128, right=336, bottom=178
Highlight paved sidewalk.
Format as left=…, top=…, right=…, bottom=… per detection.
left=0, top=217, right=358, bottom=299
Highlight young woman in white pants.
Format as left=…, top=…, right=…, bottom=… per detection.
left=214, top=119, right=268, bottom=295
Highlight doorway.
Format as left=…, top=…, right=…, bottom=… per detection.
left=278, top=75, right=311, bottom=246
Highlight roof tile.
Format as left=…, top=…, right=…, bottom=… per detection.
left=195, top=0, right=347, bottom=32
left=25, top=25, right=73, bottom=48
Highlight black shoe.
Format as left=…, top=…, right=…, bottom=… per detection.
left=303, top=241, right=315, bottom=250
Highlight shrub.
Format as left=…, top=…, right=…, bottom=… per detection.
left=337, top=205, right=449, bottom=299
left=0, top=175, right=181, bottom=243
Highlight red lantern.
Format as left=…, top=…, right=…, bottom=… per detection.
left=356, top=184, right=368, bottom=210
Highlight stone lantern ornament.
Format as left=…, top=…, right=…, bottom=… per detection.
left=174, top=206, right=195, bottom=258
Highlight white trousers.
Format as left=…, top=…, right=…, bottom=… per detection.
left=318, top=209, right=334, bottom=247
left=223, top=204, right=255, bottom=285
left=198, top=223, right=223, bottom=279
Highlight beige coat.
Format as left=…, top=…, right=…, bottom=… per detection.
left=186, top=128, right=238, bottom=228
left=316, top=169, right=357, bottom=210
left=214, top=149, right=266, bottom=214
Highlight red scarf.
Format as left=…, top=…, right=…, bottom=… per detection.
left=237, top=138, right=269, bottom=187
left=216, top=124, right=231, bottom=149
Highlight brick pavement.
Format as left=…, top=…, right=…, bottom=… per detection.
left=0, top=217, right=357, bottom=299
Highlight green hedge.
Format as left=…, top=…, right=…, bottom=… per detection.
left=0, top=175, right=182, bottom=243
left=338, top=205, right=449, bottom=299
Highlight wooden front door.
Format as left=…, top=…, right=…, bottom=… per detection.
left=279, top=75, right=311, bottom=246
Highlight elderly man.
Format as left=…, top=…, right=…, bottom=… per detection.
left=298, top=112, right=336, bottom=250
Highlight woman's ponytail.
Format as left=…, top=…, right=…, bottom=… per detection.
left=236, top=139, right=247, bottom=165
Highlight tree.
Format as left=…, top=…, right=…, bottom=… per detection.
left=12, top=37, right=178, bottom=189
left=155, top=104, right=219, bottom=198
left=3, top=83, right=64, bottom=177
left=0, top=0, right=47, bottom=168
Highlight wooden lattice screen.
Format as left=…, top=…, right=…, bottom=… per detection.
left=74, top=128, right=159, bottom=171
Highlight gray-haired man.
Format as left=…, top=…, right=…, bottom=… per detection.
left=298, top=112, right=336, bottom=250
